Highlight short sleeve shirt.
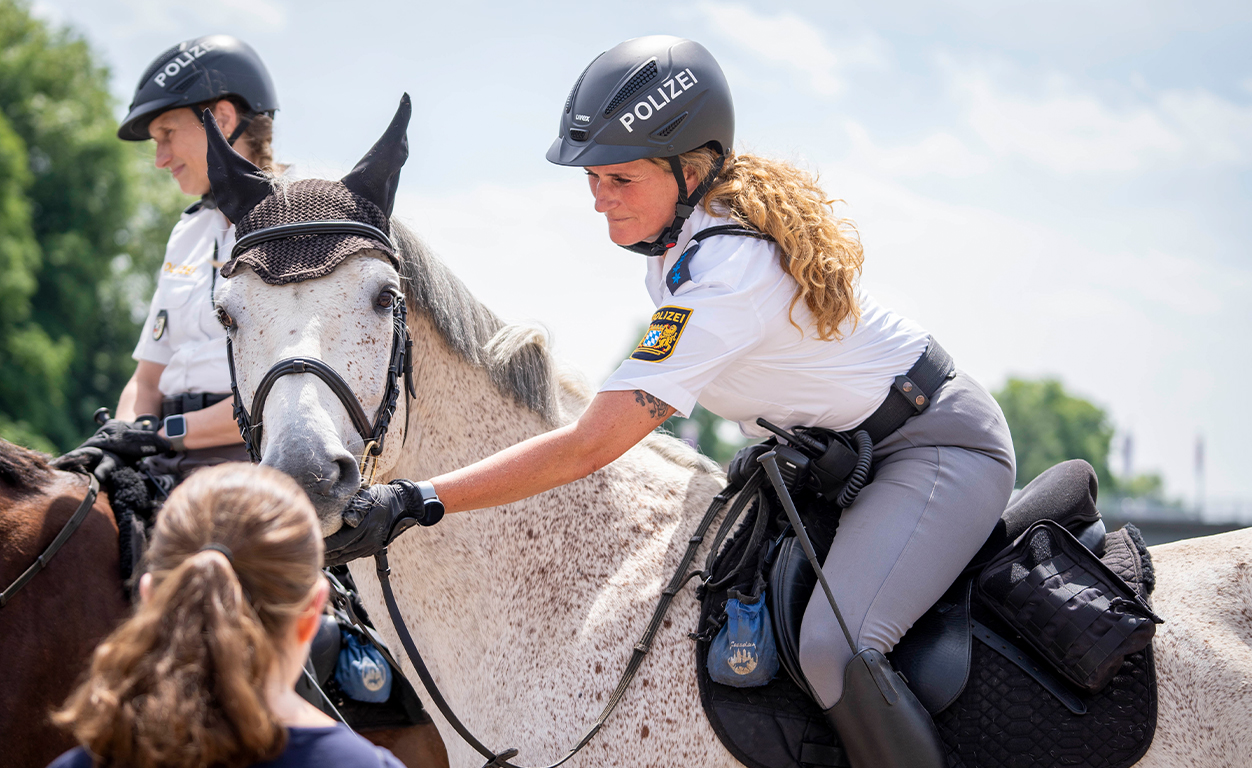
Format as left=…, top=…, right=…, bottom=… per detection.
left=132, top=200, right=235, bottom=397
left=601, top=207, right=930, bottom=437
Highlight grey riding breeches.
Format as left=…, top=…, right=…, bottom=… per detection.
left=797, top=371, right=1016, bottom=709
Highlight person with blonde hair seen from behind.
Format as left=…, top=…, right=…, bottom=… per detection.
left=48, top=463, right=406, bottom=768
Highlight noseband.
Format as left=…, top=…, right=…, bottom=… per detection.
left=225, top=220, right=416, bottom=485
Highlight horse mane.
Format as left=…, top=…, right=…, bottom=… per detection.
left=392, top=220, right=561, bottom=423
left=389, top=220, right=721, bottom=476
left=0, top=440, right=53, bottom=493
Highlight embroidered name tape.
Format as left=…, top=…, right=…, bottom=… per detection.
left=631, top=306, right=692, bottom=362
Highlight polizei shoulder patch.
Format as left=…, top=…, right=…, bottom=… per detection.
left=631, top=306, right=692, bottom=362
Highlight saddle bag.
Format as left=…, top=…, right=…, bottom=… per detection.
left=707, top=588, right=780, bottom=688
left=976, top=519, right=1163, bottom=693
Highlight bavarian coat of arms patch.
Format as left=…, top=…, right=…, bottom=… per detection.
left=631, top=306, right=692, bottom=362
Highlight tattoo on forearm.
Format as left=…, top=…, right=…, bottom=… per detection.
left=634, top=390, right=671, bottom=421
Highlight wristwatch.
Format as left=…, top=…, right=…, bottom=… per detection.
left=163, top=414, right=188, bottom=452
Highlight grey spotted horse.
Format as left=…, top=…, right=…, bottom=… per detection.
left=207, top=95, right=1252, bottom=768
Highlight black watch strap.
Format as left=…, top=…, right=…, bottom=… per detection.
left=412, top=480, right=445, bottom=526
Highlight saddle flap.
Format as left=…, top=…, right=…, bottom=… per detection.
left=309, top=614, right=342, bottom=684
left=889, top=579, right=973, bottom=714
left=768, top=536, right=821, bottom=702
left=768, top=535, right=974, bottom=715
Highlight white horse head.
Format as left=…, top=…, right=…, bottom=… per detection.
left=208, top=98, right=1252, bottom=767
left=216, top=252, right=407, bottom=528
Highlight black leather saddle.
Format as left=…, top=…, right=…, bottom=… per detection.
left=769, top=459, right=1108, bottom=715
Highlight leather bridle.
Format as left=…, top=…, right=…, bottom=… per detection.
left=0, top=471, right=100, bottom=609
left=224, top=220, right=415, bottom=485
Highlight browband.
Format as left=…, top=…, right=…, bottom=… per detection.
left=231, top=220, right=394, bottom=260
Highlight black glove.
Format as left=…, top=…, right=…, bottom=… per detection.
left=727, top=441, right=773, bottom=489
left=78, top=416, right=171, bottom=463
left=323, top=479, right=444, bottom=566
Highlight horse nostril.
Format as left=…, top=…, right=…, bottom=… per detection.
left=333, top=455, right=360, bottom=491
left=308, top=455, right=359, bottom=496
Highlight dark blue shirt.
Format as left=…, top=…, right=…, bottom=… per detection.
left=48, top=725, right=406, bottom=768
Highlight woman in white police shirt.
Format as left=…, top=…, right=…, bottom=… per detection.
left=419, top=37, right=1016, bottom=768
left=94, top=35, right=279, bottom=477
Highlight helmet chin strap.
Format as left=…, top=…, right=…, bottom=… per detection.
left=622, top=151, right=728, bottom=257
left=198, top=107, right=257, bottom=146
left=227, top=112, right=255, bottom=144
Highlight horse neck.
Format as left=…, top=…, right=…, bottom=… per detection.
left=380, top=310, right=722, bottom=625
left=389, top=312, right=558, bottom=480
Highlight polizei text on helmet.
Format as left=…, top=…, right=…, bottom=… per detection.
left=154, top=42, right=217, bottom=88
left=618, top=69, right=699, bottom=133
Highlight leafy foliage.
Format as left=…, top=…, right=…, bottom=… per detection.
left=993, top=377, right=1116, bottom=491
left=0, top=0, right=188, bottom=451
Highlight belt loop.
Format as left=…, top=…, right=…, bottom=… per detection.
left=893, top=375, right=929, bottom=413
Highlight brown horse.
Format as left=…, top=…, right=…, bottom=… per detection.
left=0, top=440, right=128, bottom=768
left=0, top=439, right=447, bottom=768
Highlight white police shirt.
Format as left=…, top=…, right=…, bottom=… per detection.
left=132, top=201, right=235, bottom=397
left=601, top=206, right=930, bottom=438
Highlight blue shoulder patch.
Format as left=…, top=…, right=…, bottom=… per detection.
left=666, top=240, right=702, bottom=294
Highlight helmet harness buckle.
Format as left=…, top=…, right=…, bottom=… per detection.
left=629, top=149, right=728, bottom=257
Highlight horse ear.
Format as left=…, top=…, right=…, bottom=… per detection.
left=204, top=108, right=270, bottom=224
left=341, top=93, right=411, bottom=218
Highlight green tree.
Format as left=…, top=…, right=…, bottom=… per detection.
left=0, top=0, right=187, bottom=451
left=993, top=377, right=1116, bottom=491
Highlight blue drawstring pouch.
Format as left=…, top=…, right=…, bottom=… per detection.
left=708, top=591, right=779, bottom=687
left=335, top=632, right=392, bottom=703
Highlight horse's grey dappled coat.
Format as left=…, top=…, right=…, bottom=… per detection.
left=209, top=106, right=1252, bottom=765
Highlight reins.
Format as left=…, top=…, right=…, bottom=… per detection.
left=0, top=470, right=100, bottom=609
left=224, top=215, right=772, bottom=766
left=351, top=473, right=764, bottom=768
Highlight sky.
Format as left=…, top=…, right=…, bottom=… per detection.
left=30, top=0, right=1252, bottom=510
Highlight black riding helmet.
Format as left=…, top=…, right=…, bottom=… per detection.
left=118, top=34, right=278, bottom=142
left=547, top=36, right=734, bottom=256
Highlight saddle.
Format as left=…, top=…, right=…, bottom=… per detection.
left=696, top=460, right=1158, bottom=768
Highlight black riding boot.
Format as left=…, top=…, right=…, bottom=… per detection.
left=824, top=648, right=945, bottom=768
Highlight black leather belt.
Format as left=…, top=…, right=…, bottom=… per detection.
left=161, top=392, right=231, bottom=417
left=855, top=337, right=956, bottom=444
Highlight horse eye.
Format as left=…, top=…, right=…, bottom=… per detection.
left=215, top=307, right=235, bottom=329
left=376, top=291, right=395, bottom=309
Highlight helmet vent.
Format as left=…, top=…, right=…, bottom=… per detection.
left=653, top=112, right=688, bottom=139
left=604, top=59, right=659, bottom=117
left=169, top=72, right=202, bottom=94
left=568, top=128, right=589, bottom=142
left=565, top=59, right=596, bottom=115
left=139, top=43, right=182, bottom=85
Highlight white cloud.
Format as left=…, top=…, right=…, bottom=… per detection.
left=950, top=65, right=1252, bottom=174
left=1156, top=88, right=1252, bottom=166
left=39, top=0, right=289, bottom=42
left=696, top=2, right=886, bottom=96
left=842, top=120, right=992, bottom=178
left=959, top=71, right=1182, bottom=173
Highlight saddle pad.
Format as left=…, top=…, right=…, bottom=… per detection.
left=695, top=524, right=1157, bottom=768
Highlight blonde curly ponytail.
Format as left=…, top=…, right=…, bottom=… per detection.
left=657, top=149, right=864, bottom=340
